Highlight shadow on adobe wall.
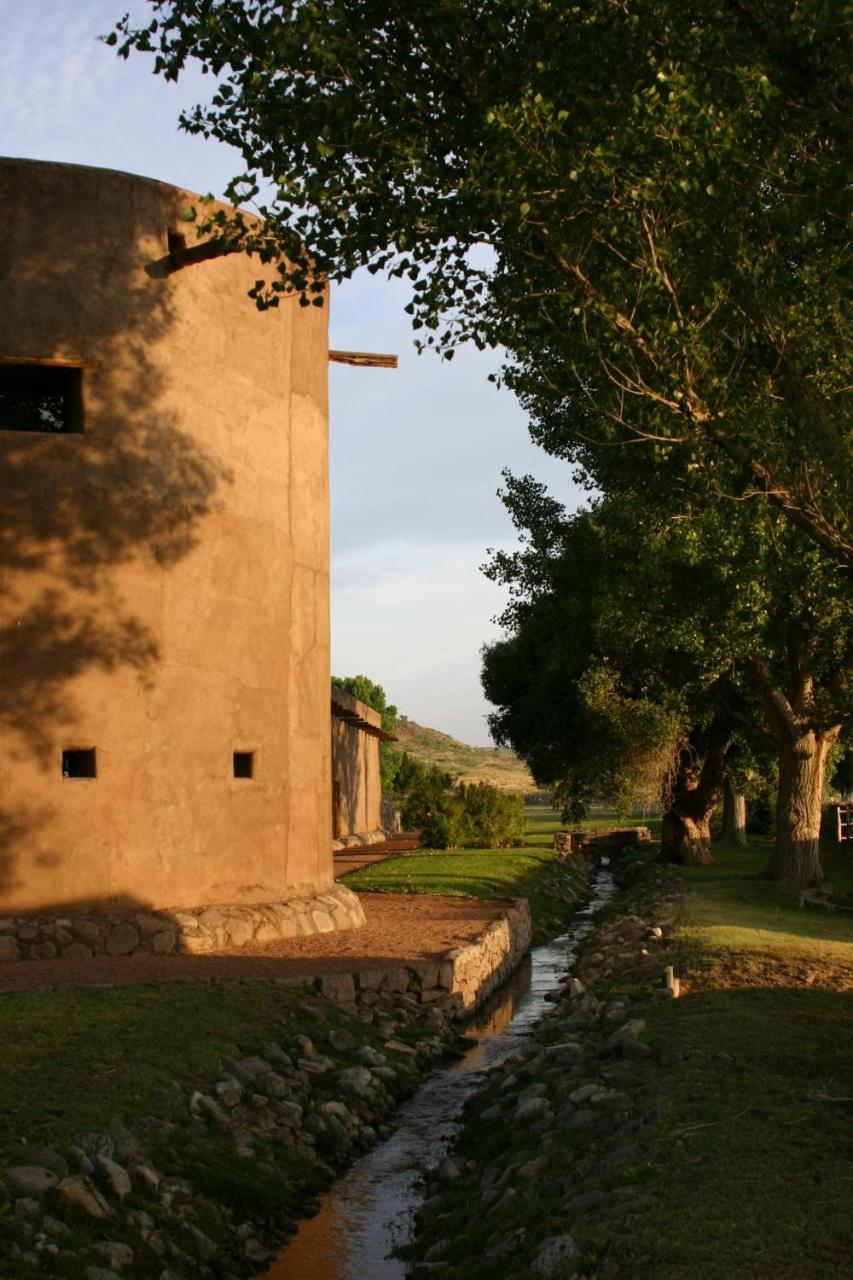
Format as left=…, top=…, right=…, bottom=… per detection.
left=333, top=719, right=366, bottom=837
left=0, top=168, right=233, bottom=898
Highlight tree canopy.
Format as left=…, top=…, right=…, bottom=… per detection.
left=113, top=1, right=850, bottom=570
left=482, top=471, right=850, bottom=881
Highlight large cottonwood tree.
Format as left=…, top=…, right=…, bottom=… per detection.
left=113, top=0, right=850, bottom=570
left=482, top=476, right=849, bottom=884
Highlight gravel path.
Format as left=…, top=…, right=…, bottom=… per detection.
left=0, top=892, right=510, bottom=995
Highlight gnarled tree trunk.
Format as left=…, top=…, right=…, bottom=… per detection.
left=660, top=705, right=732, bottom=865
left=661, top=804, right=715, bottom=864
left=749, top=658, right=842, bottom=890
left=762, top=728, right=838, bottom=888
left=720, top=773, right=747, bottom=847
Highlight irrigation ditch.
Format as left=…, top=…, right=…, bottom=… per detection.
left=0, top=841, right=678, bottom=1280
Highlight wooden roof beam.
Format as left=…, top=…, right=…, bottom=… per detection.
left=329, top=350, right=397, bottom=369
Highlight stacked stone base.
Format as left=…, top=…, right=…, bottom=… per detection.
left=331, top=828, right=387, bottom=852
left=0, top=884, right=366, bottom=963
left=310, top=897, right=532, bottom=1018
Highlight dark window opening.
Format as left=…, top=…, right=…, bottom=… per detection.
left=233, top=751, right=254, bottom=779
left=62, top=748, right=96, bottom=778
left=0, top=363, right=84, bottom=434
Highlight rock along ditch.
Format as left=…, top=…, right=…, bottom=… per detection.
left=402, top=852, right=684, bottom=1280
left=0, top=856, right=597, bottom=1280
left=264, top=867, right=618, bottom=1279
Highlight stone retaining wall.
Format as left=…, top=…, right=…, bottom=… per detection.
left=0, top=885, right=366, bottom=963
left=0, top=887, right=530, bottom=1021
left=310, top=897, right=533, bottom=1019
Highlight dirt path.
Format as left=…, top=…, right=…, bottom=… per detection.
left=0, top=893, right=509, bottom=995
left=333, top=835, right=421, bottom=879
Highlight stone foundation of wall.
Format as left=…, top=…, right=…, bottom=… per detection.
left=331, top=828, right=387, bottom=852
left=308, top=897, right=532, bottom=1018
left=0, top=884, right=366, bottom=962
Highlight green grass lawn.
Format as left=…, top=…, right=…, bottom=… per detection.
left=0, top=980, right=313, bottom=1155
left=348, top=806, right=660, bottom=942
left=619, top=838, right=853, bottom=1280
left=0, top=979, right=431, bottom=1275
left=347, top=807, right=600, bottom=941
left=675, top=840, right=853, bottom=969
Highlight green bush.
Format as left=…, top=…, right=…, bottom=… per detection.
left=458, top=782, right=525, bottom=847
left=401, top=765, right=456, bottom=833
left=393, top=751, right=440, bottom=794
left=403, top=773, right=524, bottom=849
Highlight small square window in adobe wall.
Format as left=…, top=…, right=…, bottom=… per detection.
left=233, top=752, right=254, bottom=779
left=62, top=748, right=96, bottom=778
left=0, top=364, right=84, bottom=433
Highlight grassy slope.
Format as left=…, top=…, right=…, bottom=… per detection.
left=0, top=981, right=315, bottom=1155
left=0, top=981, right=430, bottom=1273
left=394, top=717, right=535, bottom=792
left=624, top=841, right=853, bottom=1280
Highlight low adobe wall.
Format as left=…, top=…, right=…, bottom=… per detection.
left=310, top=897, right=532, bottom=1017
left=0, top=885, right=365, bottom=962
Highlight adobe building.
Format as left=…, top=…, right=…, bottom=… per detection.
left=331, top=686, right=394, bottom=850
left=0, top=157, right=365, bottom=961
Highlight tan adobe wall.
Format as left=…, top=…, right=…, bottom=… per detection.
left=331, top=688, right=383, bottom=842
left=0, top=158, right=335, bottom=918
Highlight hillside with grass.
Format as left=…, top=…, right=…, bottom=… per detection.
left=394, top=717, right=535, bottom=794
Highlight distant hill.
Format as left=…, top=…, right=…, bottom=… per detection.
left=394, top=717, right=535, bottom=793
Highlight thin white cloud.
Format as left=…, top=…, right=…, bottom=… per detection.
left=332, top=539, right=509, bottom=745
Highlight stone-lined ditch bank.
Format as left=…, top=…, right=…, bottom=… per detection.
left=0, top=858, right=593, bottom=1280
left=402, top=848, right=684, bottom=1280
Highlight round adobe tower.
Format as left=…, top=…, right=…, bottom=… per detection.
left=0, top=158, right=363, bottom=957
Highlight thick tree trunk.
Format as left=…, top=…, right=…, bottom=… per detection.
left=762, top=730, right=837, bottom=889
left=748, top=657, right=842, bottom=891
left=660, top=704, right=732, bottom=865
left=661, top=805, right=715, bottom=864
left=720, top=773, right=747, bottom=847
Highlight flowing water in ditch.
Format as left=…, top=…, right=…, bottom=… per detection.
left=264, top=867, right=616, bottom=1280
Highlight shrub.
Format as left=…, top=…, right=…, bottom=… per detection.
left=401, top=765, right=456, bottom=835
left=457, top=782, right=525, bottom=848
left=403, top=773, right=524, bottom=849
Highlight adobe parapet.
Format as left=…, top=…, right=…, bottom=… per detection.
left=0, top=157, right=364, bottom=957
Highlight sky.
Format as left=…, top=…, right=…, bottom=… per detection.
left=1, top=0, right=583, bottom=745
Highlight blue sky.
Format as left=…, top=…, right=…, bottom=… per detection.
left=1, top=0, right=583, bottom=744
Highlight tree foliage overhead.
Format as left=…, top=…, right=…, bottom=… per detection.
left=113, top=1, right=850, bottom=569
